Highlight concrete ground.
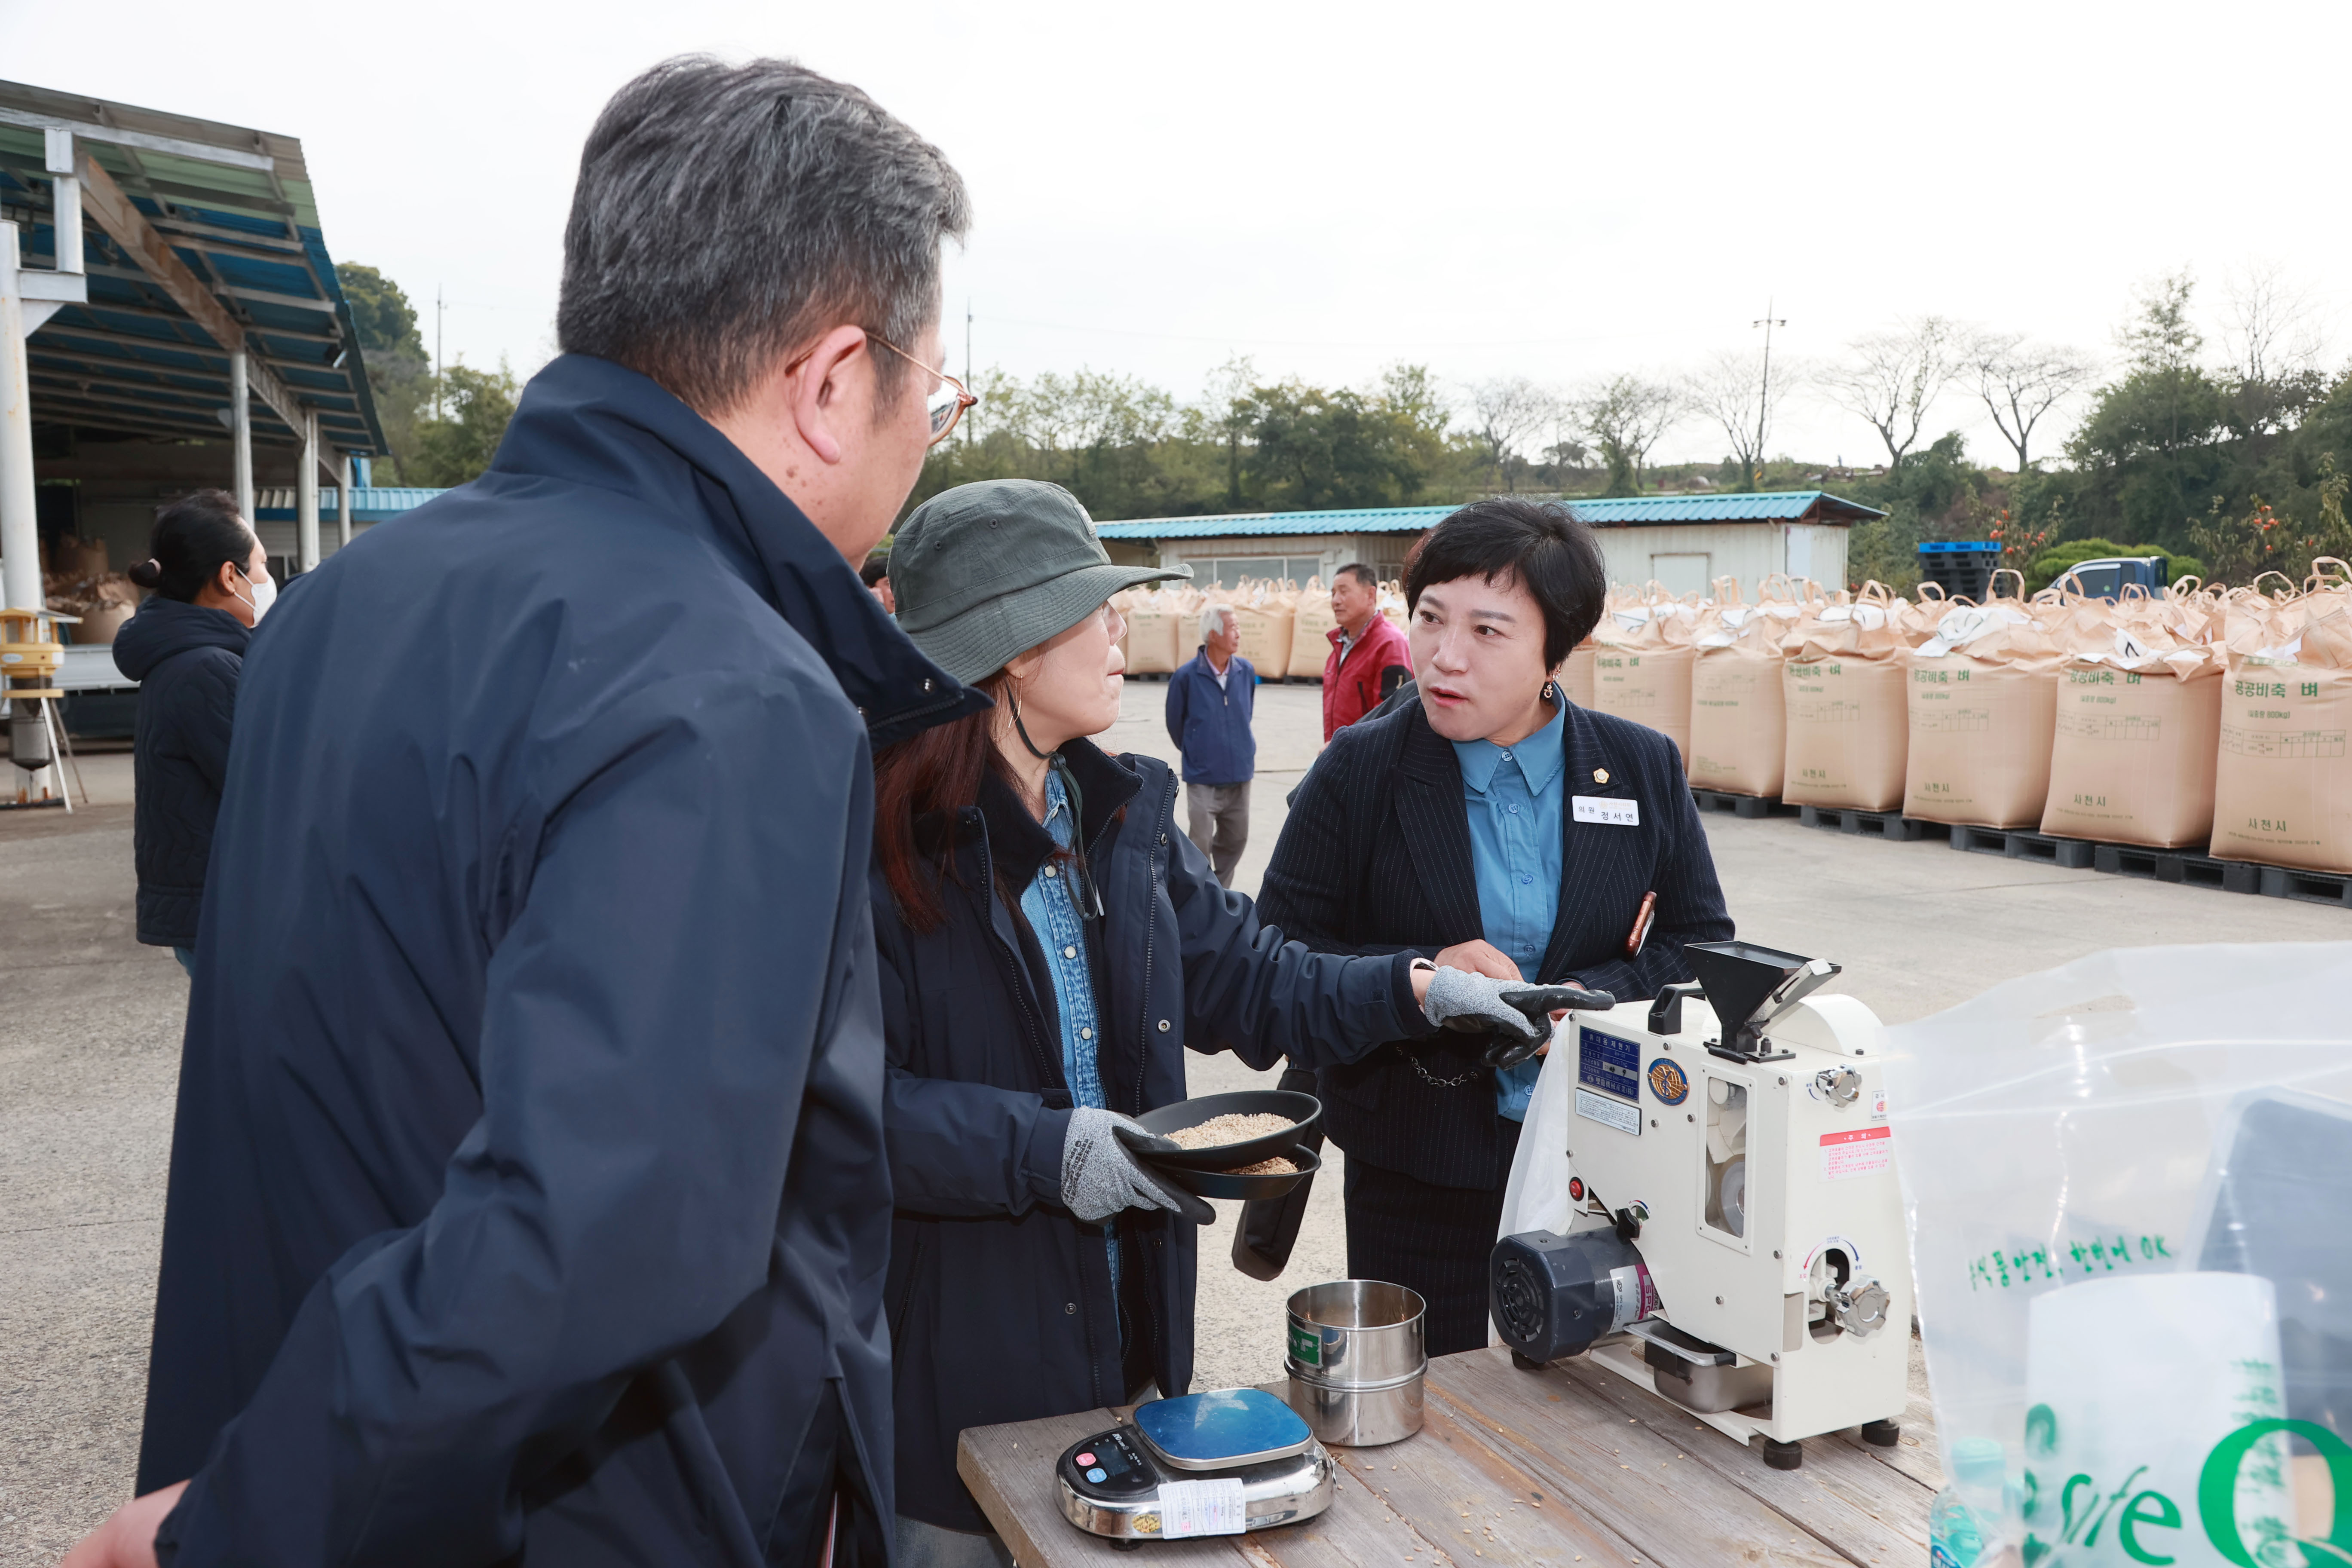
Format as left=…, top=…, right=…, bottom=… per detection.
left=6, top=689, right=2349, bottom=1561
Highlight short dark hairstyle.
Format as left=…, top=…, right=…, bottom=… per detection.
left=557, top=56, right=971, bottom=418
left=127, top=490, right=256, bottom=603
left=860, top=552, right=891, bottom=587
left=1335, top=562, right=1378, bottom=591
left=1403, top=499, right=1607, bottom=668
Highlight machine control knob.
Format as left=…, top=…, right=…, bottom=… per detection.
left=1829, top=1275, right=1892, bottom=1338
left=1814, top=1066, right=1863, bottom=1108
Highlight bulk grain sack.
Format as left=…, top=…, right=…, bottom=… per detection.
left=1558, top=640, right=1596, bottom=708
left=1686, top=581, right=1787, bottom=797
left=2041, top=590, right=2224, bottom=848
left=1290, top=578, right=1341, bottom=679
left=1903, top=600, right=2066, bottom=830
left=1227, top=579, right=1296, bottom=676
left=1779, top=586, right=1914, bottom=811
left=1121, top=586, right=1188, bottom=675
left=2211, top=577, right=2352, bottom=873
left=1591, top=587, right=1698, bottom=763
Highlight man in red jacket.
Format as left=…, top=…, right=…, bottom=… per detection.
left=1322, top=562, right=1413, bottom=740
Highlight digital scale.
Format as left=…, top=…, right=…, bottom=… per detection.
left=1055, top=1388, right=1334, bottom=1543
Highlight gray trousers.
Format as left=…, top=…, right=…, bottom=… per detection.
left=895, top=1516, right=1014, bottom=1568
left=1185, top=780, right=1251, bottom=887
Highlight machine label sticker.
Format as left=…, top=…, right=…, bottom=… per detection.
left=1871, top=1087, right=1888, bottom=1121
left=1159, top=1478, right=1248, bottom=1537
left=1287, top=1323, right=1321, bottom=1367
left=1575, top=1088, right=1641, bottom=1136
left=1572, top=795, right=1640, bottom=827
left=1579, top=1030, right=1642, bottom=1101
left=1820, top=1125, right=1893, bottom=1180
left=1646, top=1057, right=1690, bottom=1105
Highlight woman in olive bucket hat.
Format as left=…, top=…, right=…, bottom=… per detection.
left=871, top=478, right=1576, bottom=1565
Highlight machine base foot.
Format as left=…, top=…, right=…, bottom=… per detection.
left=1510, top=1351, right=1548, bottom=1371
left=1110, top=1538, right=1144, bottom=1551
left=1860, top=1418, right=1901, bottom=1448
left=1762, top=1438, right=1804, bottom=1470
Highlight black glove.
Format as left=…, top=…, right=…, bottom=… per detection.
left=1484, top=984, right=1618, bottom=1069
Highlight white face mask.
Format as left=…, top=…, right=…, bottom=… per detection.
left=234, top=563, right=277, bottom=622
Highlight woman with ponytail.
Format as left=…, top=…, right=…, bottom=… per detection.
left=111, top=489, right=272, bottom=971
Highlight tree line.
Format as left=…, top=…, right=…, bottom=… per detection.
left=337, top=264, right=520, bottom=489
left=334, top=260, right=2352, bottom=594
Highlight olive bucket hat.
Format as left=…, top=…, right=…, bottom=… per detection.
left=890, top=479, right=1191, bottom=684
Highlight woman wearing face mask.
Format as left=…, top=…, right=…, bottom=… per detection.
left=113, top=490, right=274, bottom=974
left=871, top=480, right=1565, bottom=1567
left=1258, top=497, right=1735, bottom=1357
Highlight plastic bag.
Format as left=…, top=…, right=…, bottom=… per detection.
left=1884, top=942, right=2352, bottom=1562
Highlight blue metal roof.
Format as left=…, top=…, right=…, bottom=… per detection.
left=1093, top=490, right=1885, bottom=540
left=254, top=486, right=443, bottom=523
left=0, top=80, right=390, bottom=456
left=1096, top=505, right=1456, bottom=540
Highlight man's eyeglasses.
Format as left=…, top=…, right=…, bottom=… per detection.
left=871, top=336, right=979, bottom=445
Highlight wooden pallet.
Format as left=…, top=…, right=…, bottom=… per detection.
left=1797, top=803, right=1944, bottom=841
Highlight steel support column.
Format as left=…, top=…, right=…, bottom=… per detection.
left=0, top=224, right=39, bottom=616
left=336, top=452, right=352, bottom=550
left=297, top=409, right=319, bottom=572
left=230, top=349, right=253, bottom=520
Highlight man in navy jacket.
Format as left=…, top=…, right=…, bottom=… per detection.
left=71, top=59, right=980, bottom=1568
left=1164, top=602, right=1257, bottom=885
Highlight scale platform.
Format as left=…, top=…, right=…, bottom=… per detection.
left=1056, top=1388, right=1335, bottom=1543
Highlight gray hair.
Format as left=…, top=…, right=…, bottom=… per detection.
left=1200, top=603, right=1235, bottom=641
left=557, top=56, right=970, bottom=416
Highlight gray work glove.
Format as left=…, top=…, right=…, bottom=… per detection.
left=1422, top=970, right=1614, bottom=1060
left=1062, top=1108, right=1215, bottom=1225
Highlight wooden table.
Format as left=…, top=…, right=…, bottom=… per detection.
left=959, top=1338, right=1941, bottom=1568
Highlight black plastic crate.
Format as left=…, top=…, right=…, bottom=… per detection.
left=1918, top=541, right=2003, bottom=602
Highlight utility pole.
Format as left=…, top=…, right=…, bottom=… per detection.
left=435, top=284, right=444, bottom=421
left=964, top=297, right=973, bottom=443
left=1752, top=299, right=1785, bottom=490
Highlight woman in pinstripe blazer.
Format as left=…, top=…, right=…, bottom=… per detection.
left=1258, top=499, right=1734, bottom=1354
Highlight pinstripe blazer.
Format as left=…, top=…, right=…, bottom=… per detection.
left=1257, top=694, right=1734, bottom=1188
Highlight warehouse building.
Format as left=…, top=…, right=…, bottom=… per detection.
left=1094, top=490, right=1886, bottom=595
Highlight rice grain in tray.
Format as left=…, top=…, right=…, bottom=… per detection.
left=1163, top=1112, right=1298, bottom=1150
left=1228, top=1155, right=1299, bottom=1176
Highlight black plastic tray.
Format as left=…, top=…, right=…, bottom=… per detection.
left=1158, top=1145, right=1321, bottom=1202
left=1131, top=1090, right=1322, bottom=1170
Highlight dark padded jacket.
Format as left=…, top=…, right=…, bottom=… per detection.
left=136, top=352, right=983, bottom=1568
left=112, top=597, right=250, bottom=947
left=874, top=740, right=1425, bottom=1531
left=1257, top=694, right=1734, bottom=1188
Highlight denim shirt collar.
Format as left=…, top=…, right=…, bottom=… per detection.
left=1450, top=696, right=1568, bottom=796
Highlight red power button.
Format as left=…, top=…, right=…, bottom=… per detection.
left=1075, top=1453, right=1096, bottom=1468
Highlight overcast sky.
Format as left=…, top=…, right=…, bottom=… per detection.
left=17, top=0, right=2348, bottom=475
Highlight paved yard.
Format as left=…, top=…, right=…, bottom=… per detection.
left=5, top=686, right=2347, bottom=1562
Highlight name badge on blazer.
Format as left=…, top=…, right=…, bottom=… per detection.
left=1572, top=795, right=1639, bottom=827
